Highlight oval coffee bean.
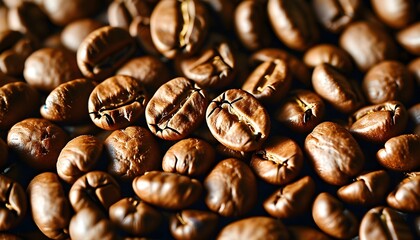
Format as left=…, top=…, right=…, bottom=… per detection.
left=107, top=0, right=150, bottom=29
left=387, top=172, right=420, bottom=212
left=370, top=0, right=415, bottom=29
left=312, top=0, right=361, bottom=33
left=303, top=44, right=353, bottom=73
left=41, top=0, right=101, bottom=26
left=60, top=18, right=103, bottom=52
left=170, top=210, right=218, bottom=240
left=0, top=175, right=26, bottom=231
left=397, top=22, right=420, bottom=55
left=69, top=208, right=119, bottom=240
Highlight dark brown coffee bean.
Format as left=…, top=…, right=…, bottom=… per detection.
left=170, top=210, right=218, bottom=240
left=303, top=44, right=353, bottom=73
left=370, top=0, right=415, bottom=29
left=41, top=0, right=101, bottom=26
left=27, top=172, right=71, bottom=240
left=263, top=176, right=315, bottom=218
left=132, top=171, right=202, bottom=210
left=349, top=101, right=408, bottom=143
left=312, top=63, right=364, bottom=114
left=56, top=135, right=103, bottom=184
left=0, top=50, right=24, bottom=76
left=305, top=121, right=364, bottom=186
left=288, top=226, right=332, bottom=240
left=387, top=172, right=420, bottom=212
left=150, top=0, right=209, bottom=59
left=206, top=89, right=270, bottom=152
left=0, top=175, right=26, bottom=231
left=202, top=0, right=236, bottom=31
left=69, top=171, right=121, bottom=213
left=88, top=75, right=148, bottom=131
left=146, top=77, right=207, bottom=140
left=408, top=57, right=420, bottom=87
left=340, top=21, right=397, bottom=72
left=162, top=138, right=215, bottom=177
left=129, top=15, right=160, bottom=56
left=363, top=61, right=414, bottom=104
left=0, top=233, right=22, bottom=240
left=250, top=137, right=303, bottom=185
left=377, top=134, right=420, bottom=171
left=41, top=78, right=97, bottom=123
left=204, top=158, right=257, bottom=217
left=69, top=208, right=119, bottom=240
left=109, top=197, right=162, bottom=236
left=359, top=206, right=414, bottom=240
left=312, top=192, right=359, bottom=239
left=337, top=170, right=390, bottom=206
left=268, top=0, right=318, bottom=51
left=7, top=118, right=68, bottom=171
left=61, top=18, right=103, bottom=52
left=108, top=0, right=150, bottom=29
left=77, top=26, right=136, bottom=80
left=409, top=103, right=420, bottom=134
left=217, top=217, right=289, bottom=240
left=0, top=138, right=7, bottom=168
left=0, top=30, right=23, bottom=52
left=397, top=22, right=420, bottom=55
left=105, top=126, right=161, bottom=181
left=312, top=0, right=361, bottom=33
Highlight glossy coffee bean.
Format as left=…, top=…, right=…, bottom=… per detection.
left=312, top=192, right=359, bottom=239
left=0, top=175, right=26, bottom=231
left=359, top=206, right=414, bottom=240
left=69, top=208, right=119, bottom=240
left=56, top=135, right=103, bottom=184
left=250, top=137, right=303, bottom=185
left=349, top=101, right=408, bottom=143
left=312, top=0, right=361, bottom=33
left=263, top=176, right=315, bottom=218
left=170, top=210, right=218, bottom=240
left=88, top=75, right=148, bottom=131
left=206, top=89, right=270, bottom=152
left=204, top=158, right=257, bottom=217
left=377, top=134, right=420, bottom=171
left=41, top=0, right=101, bottom=26
left=0, top=50, right=24, bottom=76
left=133, top=171, right=202, bottom=210
left=107, top=0, right=150, bottom=29
left=397, top=22, right=420, bottom=55
left=305, top=122, right=364, bottom=186
left=288, top=226, right=332, bottom=240
left=146, top=77, right=207, bottom=140
left=370, top=0, right=415, bottom=29
left=129, top=15, right=160, bottom=56
left=77, top=26, right=136, bottom=80
left=7, top=118, right=69, bottom=171
left=217, top=217, right=289, bottom=240
left=303, top=44, right=353, bottom=73
left=28, top=172, right=71, bottom=240
left=337, top=170, right=390, bottom=206
left=61, top=18, right=103, bottom=52
left=105, top=126, right=161, bottom=181
left=387, top=172, right=420, bottom=212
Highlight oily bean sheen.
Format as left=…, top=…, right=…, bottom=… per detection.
left=305, top=121, right=364, bottom=186
left=0, top=175, right=26, bottom=231
left=312, top=0, right=361, bottom=33
left=387, top=172, right=420, bottom=212
left=146, top=77, right=207, bottom=140
left=170, top=210, right=218, bottom=240
left=250, top=137, right=303, bottom=185
left=204, top=158, right=257, bottom=217
left=56, top=135, right=103, bottom=184
left=60, top=19, right=103, bottom=52
left=27, top=172, right=71, bottom=240
left=41, top=0, right=101, bottom=26
left=132, top=171, right=202, bottom=210
left=206, top=89, right=270, bottom=152
left=359, top=207, right=414, bottom=240
left=397, top=22, right=420, bottom=55
left=105, top=126, right=161, bottom=181
left=77, top=26, right=136, bottom=80
left=337, top=170, right=390, bottom=206
left=217, top=217, right=289, bottom=240
left=349, top=101, right=408, bottom=143
left=107, top=0, right=150, bottom=29
left=303, top=44, right=353, bottom=73
left=370, top=0, right=415, bottom=29
left=88, top=75, right=148, bottom=131
left=312, top=192, right=359, bottom=239
left=288, top=226, right=332, bottom=240
left=69, top=208, right=119, bottom=240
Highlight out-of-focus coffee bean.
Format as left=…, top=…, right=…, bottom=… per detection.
left=40, top=0, right=102, bottom=26
left=397, top=22, right=420, bottom=56
left=408, top=57, right=420, bottom=87
left=69, top=208, right=119, bottom=240
left=129, top=15, right=159, bottom=56
left=170, top=210, right=218, bottom=240
left=288, top=226, right=332, bottom=240
left=61, top=19, right=103, bottom=52
left=107, top=0, right=150, bottom=29
left=370, top=0, right=415, bottom=29
left=303, top=44, right=353, bottom=73
left=0, top=175, right=26, bottom=231
left=312, top=0, right=361, bottom=33
left=387, top=172, right=420, bottom=212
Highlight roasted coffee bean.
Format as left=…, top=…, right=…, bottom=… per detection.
left=370, top=0, right=415, bottom=29
left=250, top=137, right=303, bottom=185
left=41, top=0, right=101, bottom=26
left=0, top=82, right=39, bottom=130
left=41, top=78, right=97, bottom=123
left=337, top=170, right=390, bottom=206
left=146, top=77, right=207, bottom=140
left=202, top=0, right=236, bottom=31
left=88, top=75, right=148, bottom=131
left=397, top=22, right=420, bottom=55
left=69, top=208, right=119, bottom=240
left=27, top=172, right=71, bottom=240
left=303, top=44, right=353, bottom=73
left=69, top=171, right=121, bottom=213
left=312, top=0, right=361, bottom=33
left=267, top=0, right=319, bottom=51
left=109, top=197, right=162, bottom=236
left=105, top=126, right=161, bottom=181
left=24, top=48, right=82, bottom=92
left=408, top=57, right=420, bottom=87
left=0, top=7, right=8, bottom=32
left=377, top=134, right=420, bottom=171
left=129, top=15, right=159, bottom=56
left=339, top=21, right=397, bottom=72
left=0, top=30, right=22, bottom=52
left=312, top=63, right=364, bottom=114
left=150, top=0, right=209, bottom=59
left=206, top=89, right=270, bottom=152
left=242, top=59, right=291, bottom=103
left=0, top=233, right=22, bottom=240
left=263, top=176, right=315, bottom=218
left=132, top=171, right=202, bottom=210
left=56, top=135, right=103, bottom=184
left=312, top=192, right=359, bottom=239
left=204, top=158, right=257, bottom=217
left=7, top=118, right=68, bottom=170
left=108, top=0, right=150, bottom=29
left=305, top=122, right=364, bottom=186
left=170, top=210, right=218, bottom=240
left=349, top=101, right=408, bottom=143
left=359, top=206, right=414, bottom=240
left=61, top=18, right=103, bottom=52
left=408, top=103, right=420, bottom=134
left=77, top=26, right=136, bottom=80
left=162, top=138, right=215, bottom=177
left=215, top=143, right=251, bottom=161
left=363, top=61, right=414, bottom=104
left=288, top=226, right=332, bottom=240
left=275, top=89, right=325, bottom=133
left=0, top=50, right=23, bottom=76
left=0, top=175, right=26, bottom=231
left=217, top=216, right=289, bottom=240
left=387, top=172, right=420, bottom=212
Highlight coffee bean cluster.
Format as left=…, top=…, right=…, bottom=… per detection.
left=0, top=0, right=419, bottom=239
